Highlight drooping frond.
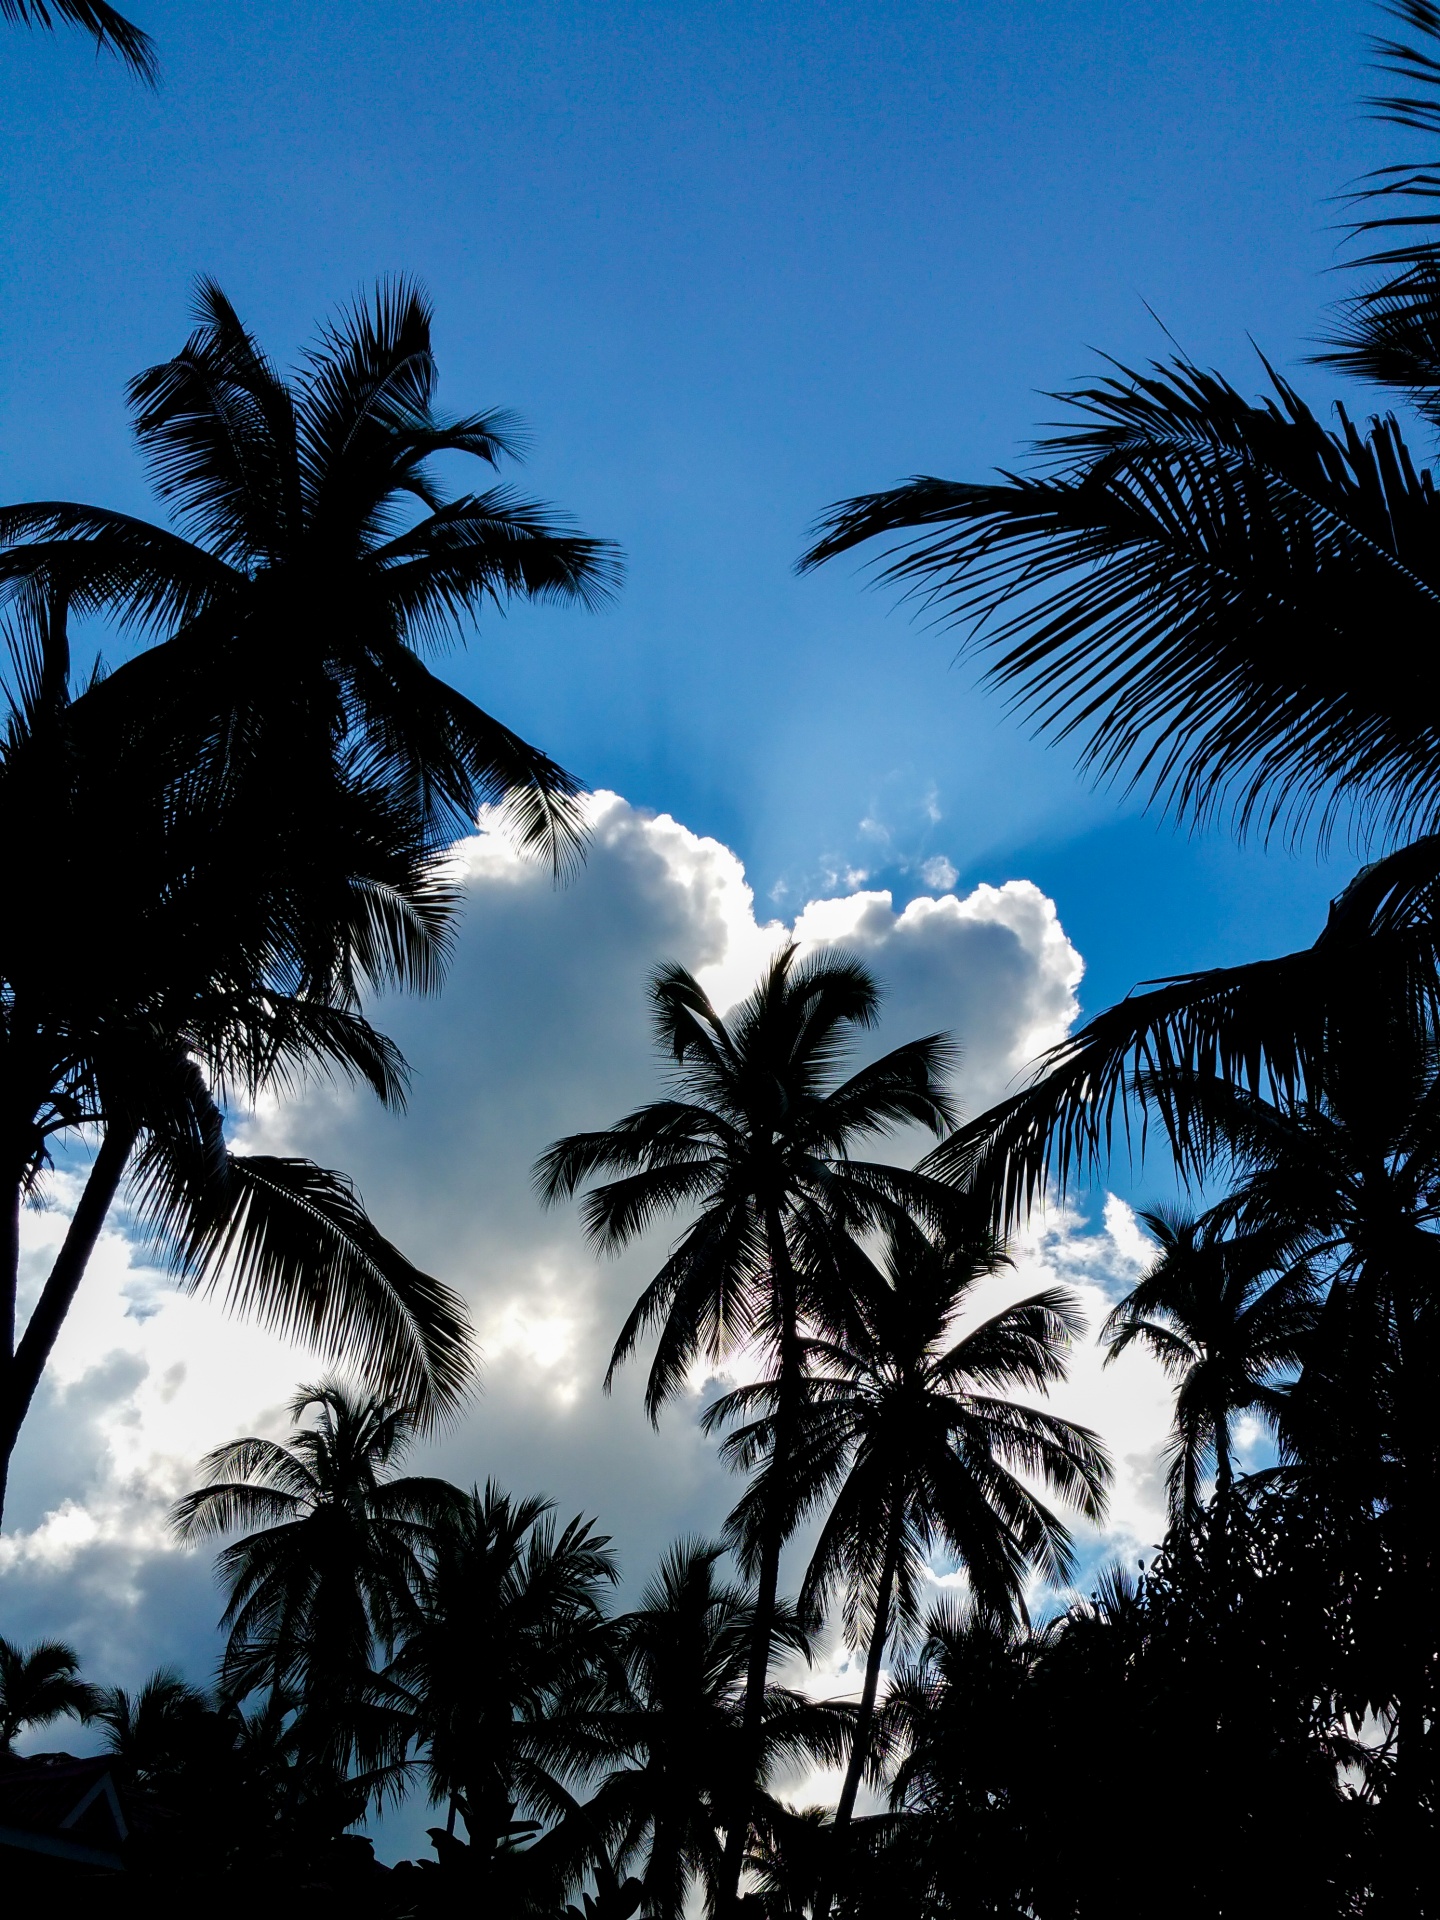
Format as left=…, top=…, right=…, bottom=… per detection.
left=132, top=1146, right=474, bottom=1423
left=1, top=0, right=157, bottom=83
left=926, top=836, right=1440, bottom=1222
left=801, top=360, right=1440, bottom=849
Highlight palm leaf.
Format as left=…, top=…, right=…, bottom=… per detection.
left=133, top=1147, right=474, bottom=1421
left=801, top=360, right=1440, bottom=848
left=926, top=838, right=1440, bottom=1221
left=1, top=0, right=156, bottom=82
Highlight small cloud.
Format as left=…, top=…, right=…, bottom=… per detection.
left=919, top=855, right=958, bottom=892
left=922, top=784, right=942, bottom=824
left=857, top=816, right=891, bottom=844
left=1102, top=1195, right=1155, bottom=1276
left=769, top=878, right=789, bottom=903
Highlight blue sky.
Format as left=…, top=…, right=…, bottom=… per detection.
left=1, top=0, right=1400, bottom=1023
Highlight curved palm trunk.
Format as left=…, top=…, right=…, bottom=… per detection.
left=814, top=1499, right=904, bottom=1920
left=834, top=1499, right=903, bottom=1836
left=0, top=1124, right=135, bottom=1526
left=717, top=1206, right=803, bottom=1918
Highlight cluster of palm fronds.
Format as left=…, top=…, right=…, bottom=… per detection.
left=0, top=283, right=619, bottom=1518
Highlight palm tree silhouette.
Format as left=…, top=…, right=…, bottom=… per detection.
left=2, top=0, right=155, bottom=82
left=536, top=944, right=954, bottom=1909
left=0, top=588, right=473, bottom=1517
left=170, top=1380, right=457, bottom=1787
left=797, top=5, right=1440, bottom=1227
left=0, top=1635, right=98, bottom=1751
left=1101, top=1206, right=1318, bottom=1530
left=1170, top=1047, right=1440, bottom=1856
left=877, top=1599, right=1057, bottom=1915
left=94, top=1668, right=211, bottom=1782
left=0, top=277, right=614, bottom=1512
left=707, top=1212, right=1107, bottom=1875
left=565, top=1541, right=851, bottom=1920
left=388, top=1482, right=617, bottom=1867
left=0, top=280, right=618, bottom=865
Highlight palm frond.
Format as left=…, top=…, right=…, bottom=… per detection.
left=801, top=359, right=1440, bottom=848
left=127, top=280, right=299, bottom=563
left=926, top=840, right=1440, bottom=1220
left=1, top=0, right=157, bottom=82
left=133, top=1148, right=475, bottom=1422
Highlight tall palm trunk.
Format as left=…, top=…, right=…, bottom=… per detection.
left=0, top=1124, right=134, bottom=1526
left=1213, top=1413, right=1233, bottom=1500
left=834, top=1497, right=904, bottom=1837
left=813, top=1497, right=904, bottom=1920
left=717, top=1204, right=802, bottom=1916
left=1, top=1169, right=19, bottom=1366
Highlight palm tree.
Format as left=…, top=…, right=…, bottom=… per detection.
left=0, top=279, right=618, bottom=864
left=0, top=1635, right=98, bottom=1750
left=877, top=1599, right=1052, bottom=1916
left=0, top=279, right=614, bottom=1512
left=1165, top=1050, right=1440, bottom=1848
left=93, top=1668, right=211, bottom=1783
left=885, top=832, right=1440, bottom=1235
left=2, top=0, right=155, bottom=82
left=796, top=5, right=1440, bottom=1226
left=535, top=945, right=955, bottom=1910
left=388, top=1482, right=617, bottom=1865
left=564, top=1541, right=852, bottom=1920
left=1101, top=1205, right=1319, bottom=1529
left=742, top=1803, right=833, bottom=1920
left=169, top=1380, right=458, bottom=1786
left=707, top=1213, right=1108, bottom=1875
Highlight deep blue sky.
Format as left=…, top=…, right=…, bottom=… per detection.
left=0, top=0, right=1406, bottom=1024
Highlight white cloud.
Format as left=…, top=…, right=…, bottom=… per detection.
left=2, top=792, right=1173, bottom=1818
left=918, top=854, right=958, bottom=892
left=790, top=874, right=1082, bottom=1113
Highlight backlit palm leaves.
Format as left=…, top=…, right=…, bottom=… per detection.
left=170, top=1380, right=458, bottom=1781
left=708, top=1214, right=1107, bottom=1854
left=0, top=279, right=619, bottom=863
left=801, top=361, right=1440, bottom=851
left=537, top=944, right=955, bottom=1909
left=0, top=282, right=616, bottom=1511
left=0, top=1636, right=98, bottom=1750
left=388, top=1482, right=618, bottom=1860
left=1101, top=1207, right=1319, bottom=1528
left=563, top=1541, right=852, bottom=1920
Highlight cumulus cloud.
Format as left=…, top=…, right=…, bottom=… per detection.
left=0, top=792, right=1172, bottom=1809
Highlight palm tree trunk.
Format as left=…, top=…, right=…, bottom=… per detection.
left=1, top=1171, right=18, bottom=1364
left=812, top=1499, right=904, bottom=1920
left=834, top=1499, right=903, bottom=1836
left=0, top=1124, right=135, bottom=1527
left=717, top=1204, right=802, bottom=1917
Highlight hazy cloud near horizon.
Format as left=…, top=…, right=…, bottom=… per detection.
left=2, top=793, right=1177, bottom=1744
